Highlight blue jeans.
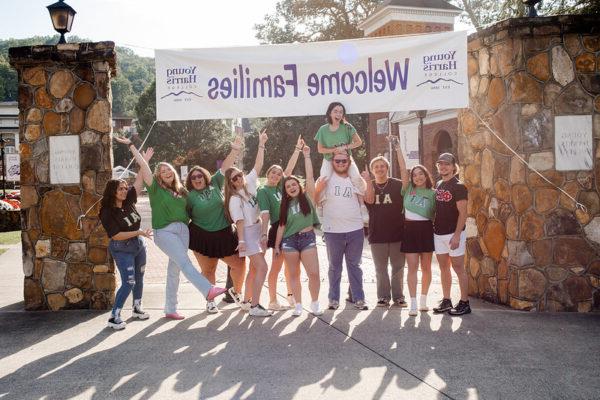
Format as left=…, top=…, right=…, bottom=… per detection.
left=154, top=222, right=212, bottom=314
left=324, top=228, right=365, bottom=302
left=109, top=236, right=147, bottom=317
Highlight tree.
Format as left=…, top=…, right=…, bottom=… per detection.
left=450, top=0, right=600, bottom=30
left=131, top=81, right=234, bottom=173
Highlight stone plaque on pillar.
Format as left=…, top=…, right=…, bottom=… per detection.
left=9, top=42, right=117, bottom=311
left=49, top=136, right=80, bottom=184
left=555, top=115, right=593, bottom=171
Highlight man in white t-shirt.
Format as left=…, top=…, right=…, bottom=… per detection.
left=315, top=151, right=368, bottom=310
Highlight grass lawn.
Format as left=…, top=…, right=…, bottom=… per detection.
left=0, top=231, right=21, bottom=246
left=0, top=249, right=6, bottom=256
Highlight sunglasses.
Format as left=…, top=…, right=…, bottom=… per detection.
left=190, top=174, right=204, bottom=181
left=231, top=173, right=243, bottom=182
left=333, top=159, right=348, bottom=164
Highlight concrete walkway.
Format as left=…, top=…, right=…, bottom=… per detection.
left=0, top=200, right=599, bottom=399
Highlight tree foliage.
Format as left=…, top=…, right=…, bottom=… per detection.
left=131, top=81, right=234, bottom=173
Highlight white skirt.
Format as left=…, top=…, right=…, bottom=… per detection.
left=239, top=223, right=263, bottom=257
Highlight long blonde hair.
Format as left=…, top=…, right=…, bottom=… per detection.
left=154, top=162, right=187, bottom=196
left=223, top=167, right=251, bottom=223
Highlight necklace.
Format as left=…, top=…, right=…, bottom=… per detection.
left=374, top=179, right=389, bottom=193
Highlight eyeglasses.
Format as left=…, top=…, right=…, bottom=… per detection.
left=231, top=173, right=243, bottom=182
left=333, top=159, right=348, bottom=164
left=190, top=174, right=204, bottom=181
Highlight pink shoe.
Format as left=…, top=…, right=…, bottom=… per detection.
left=206, top=287, right=228, bottom=301
left=165, top=312, right=185, bottom=320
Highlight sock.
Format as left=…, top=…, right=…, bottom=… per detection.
left=133, top=299, right=141, bottom=309
left=311, top=301, right=320, bottom=311
left=295, top=303, right=303, bottom=312
left=410, top=297, right=417, bottom=310
left=420, top=295, right=427, bottom=307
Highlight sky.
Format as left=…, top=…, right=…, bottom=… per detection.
left=1, top=0, right=471, bottom=58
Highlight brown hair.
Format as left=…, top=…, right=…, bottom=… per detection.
left=325, top=101, right=348, bottom=124
left=185, top=166, right=212, bottom=191
left=223, top=167, right=252, bottom=223
left=369, top=155, right=390, bottom=171
left=100, top=179, right=127, bottom=210
left=410, top=164, right=434, bottom=189
left=154, top=162, right=187, bottom=196
left=279, top=176, right=311, bottom=227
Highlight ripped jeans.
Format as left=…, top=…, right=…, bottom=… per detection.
left=109, top=236, right=147, bottom=318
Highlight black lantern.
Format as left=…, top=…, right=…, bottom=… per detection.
left=47, top=0, right=76, bottom=44
left=522, top=0, right=541, bottom=17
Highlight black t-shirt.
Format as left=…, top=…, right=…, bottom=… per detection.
left=99, top=187, right=141, bottom=238
left=433, top=176, right=468, bottom=235
left=365, top=177, right=404, bottom=244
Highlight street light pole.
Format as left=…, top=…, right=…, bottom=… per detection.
left=415, top=110, right=427, bottom=166
left=0, top=134, right=6, bottom=199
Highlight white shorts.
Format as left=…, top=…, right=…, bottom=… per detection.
left=239, top=223, right=263, bottom=257
left=434, top=231, right=466, bottom=257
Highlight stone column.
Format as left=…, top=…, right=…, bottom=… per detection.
left=9, top=42, right=117, bottom=310
left=458, top=16, right=600, bottom=312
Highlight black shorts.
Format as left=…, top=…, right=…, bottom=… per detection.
left=267, top=221, right=279, bottom=249
left=401, top=220, right=435, bottom=253
left=189, top=223, right=238, bottom=258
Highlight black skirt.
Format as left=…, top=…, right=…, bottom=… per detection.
left=401, top=220, right=435, bottom=253
left=267, top=221, right=278, bottom=249
left=189, top=223, right=238, bottom=258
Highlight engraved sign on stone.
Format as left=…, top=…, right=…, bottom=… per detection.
left=555, top=115, right=593, bottom=171
left=50, top=136, right=80, bottom=184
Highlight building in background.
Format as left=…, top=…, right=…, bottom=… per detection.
left=358, top=0, right=462, bottom=177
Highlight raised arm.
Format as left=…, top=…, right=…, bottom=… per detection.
left=115, top=136, right=153, bottom=187
left=132, top=147, right=154, bottom=195
left=284, top=135, right=304, bottom=176
left=314, top=176, right=328, bottom=204
left=302, top=145, right=315, bottom=200
left=347, top=131, right=362, bottom=150
left=253, top=130, right=268, bottom=174
left=220, top=135, right=243, bottom=174
left=391, top=135, right=409, bottom=187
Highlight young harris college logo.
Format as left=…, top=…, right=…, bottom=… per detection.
left=416, top=50, right=463, bottom=89
left=161, top=66, right=203, bottom=100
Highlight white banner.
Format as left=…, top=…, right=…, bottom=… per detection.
left=5, top=153, right=20, bottom=181
left=155, top=31, right=468, bottom=121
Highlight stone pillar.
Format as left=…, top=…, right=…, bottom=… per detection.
left=9, top=42, right=117, bottom=310
left=459, top=16, right=600, bottom=312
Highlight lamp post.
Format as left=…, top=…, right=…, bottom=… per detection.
left=522, top=0, right=541, bottom=17
left=47, top=0, right=76, bottom=44
left=0, top=134, right=5, bottom=199
left=415, top=110, right=428, bottom=166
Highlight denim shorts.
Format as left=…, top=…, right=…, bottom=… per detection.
left=281, top=230, right=316, bottom=253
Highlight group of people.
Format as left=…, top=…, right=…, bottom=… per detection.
left=99, top=101, right=470, bottom=331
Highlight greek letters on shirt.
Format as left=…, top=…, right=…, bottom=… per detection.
left=435, top=188, right=453, bottom=202
left=289, top=202, right=300, bottom=215
left=334, top=185, right=353, bottom=198
left=408, top=191, right=431, bottom=209
left=123, top=210, right=141, bottom=227
left=374, top=193, right=392, bottom=205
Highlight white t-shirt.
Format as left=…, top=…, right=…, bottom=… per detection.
left=229, top=169, right=260, bottom=226
left=320, top=173, right=364, bottom=233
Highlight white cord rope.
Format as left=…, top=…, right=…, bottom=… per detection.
left=76, top=120, right=159, bottom=230
left=471, top=110, right=587, bottom=213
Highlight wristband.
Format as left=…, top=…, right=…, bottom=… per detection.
left=238, top=240, right=246, bottom=243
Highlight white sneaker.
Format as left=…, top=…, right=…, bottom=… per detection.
left=132, top=306, right=150, bottom=320
left=310, top=301, right=323, bottom=316
left=240, top=301, right=251, bottom=312
left=268, top=301, right=282, bottom=311
left=206, top=301, right=219, bottom=314
left=419, top=295, right=429, bottom=311
left=408, top=308, right=418, bottom=316
left=249, top=304, right=273, bottom=317
left=292, top=303, right=303, bottom=317
left=107, top=317, right=126, bottom=330
left=287, top=294, right=295, bottom=308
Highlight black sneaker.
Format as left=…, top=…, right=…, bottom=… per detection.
left=377, top=298, right=390, bottom=307
left=433, top=298, right=453, bottom=314
left=107, top=317, right=126, bottom=330
left=222, top=292, right=235, bottom=304
left=393, top=299, right=408, bottom=308
left=448, top=300, right=471, bottom=316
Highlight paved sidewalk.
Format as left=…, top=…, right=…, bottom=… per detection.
left=0, top=198, right=599, bottom=399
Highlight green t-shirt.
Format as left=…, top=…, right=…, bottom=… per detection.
left=187, top=170, right=229, bottom=232
left=257, top=184, right=283, bottom=223
left=402, top=182, right=435, bottom=220
left=283, top=198, right=320, bottom=238
left=145, top=179, right=189, bottom=229
left=314, top=123, right=357, bottom=161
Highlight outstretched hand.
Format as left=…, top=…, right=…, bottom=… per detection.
left=360, top=164, right=371, bottom=182
left=231, top=135, right=243, bottom=151
left=315, top=176, right=328, bottom=192
left=114, top=135, right=132, bottom=146
left=258, top=129, right=268, bottom=146
left=141, top=147, right=154, bottom=162
left=296, top=135, right=304, bottom=149
left=139, top=228, right=153, bottom=239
